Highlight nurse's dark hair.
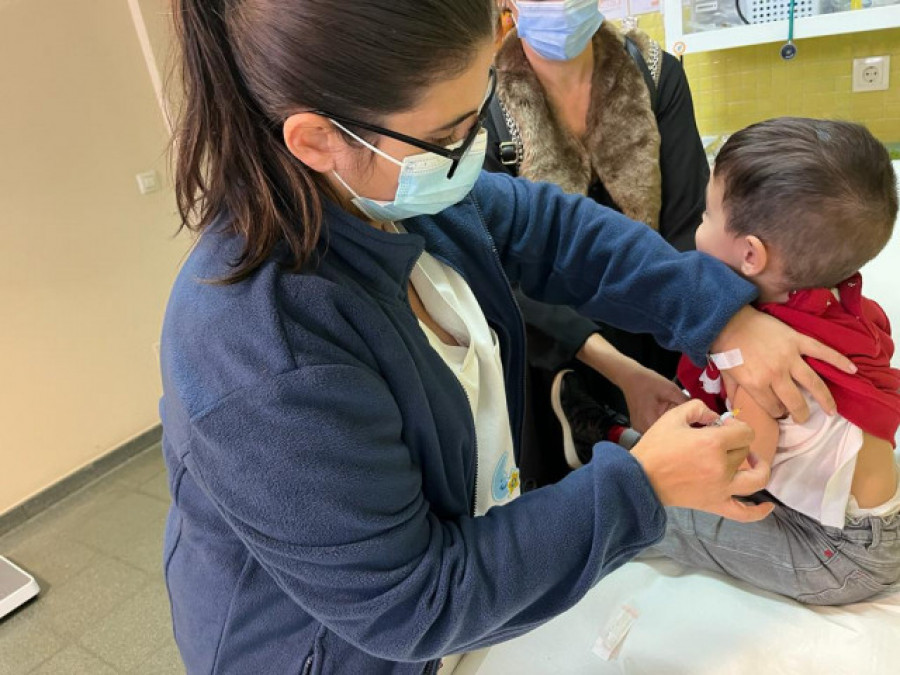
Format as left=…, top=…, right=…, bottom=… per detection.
left=173, top=0, right=495, bottom=283
left=714, top=117, right=897, bottom=290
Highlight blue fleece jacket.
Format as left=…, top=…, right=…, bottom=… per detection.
left=159, top=171, right=756, bottom=674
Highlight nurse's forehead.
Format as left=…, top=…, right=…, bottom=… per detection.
left=382, top=48, right=494, bottom=133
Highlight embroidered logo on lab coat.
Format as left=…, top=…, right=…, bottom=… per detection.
left=492, top=454, right=520, bottom=502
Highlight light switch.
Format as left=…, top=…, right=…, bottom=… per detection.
left=136, top=170, right=160, bottom=195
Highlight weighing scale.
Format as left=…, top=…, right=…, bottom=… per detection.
left=0, top=556, right=40, bottom=619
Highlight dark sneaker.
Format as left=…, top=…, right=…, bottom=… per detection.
left=550, top=369, right=639, bottom=469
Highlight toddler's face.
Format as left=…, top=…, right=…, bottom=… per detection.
left=695, top=172, right=741, bottom=269
left=696, top=170, right=787, bottom=301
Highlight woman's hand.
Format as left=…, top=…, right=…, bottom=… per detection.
left=617, top=365, right=687, bottom=433
left=631, top=400, right=773, bottom=522
left=576, top=332, right=686, bottom=432
left=710, top=306, right=855, bottom=423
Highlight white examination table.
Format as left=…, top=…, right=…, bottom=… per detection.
left=457, top=557, right=900, bottom=675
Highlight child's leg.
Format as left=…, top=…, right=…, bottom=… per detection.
left=643, top=493, right=900, bottom=605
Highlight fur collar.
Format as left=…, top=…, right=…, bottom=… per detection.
left=495, top=23, right=662, bottom=229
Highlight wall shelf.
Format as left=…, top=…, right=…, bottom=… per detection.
left=663, top=4, right=900, bottom=55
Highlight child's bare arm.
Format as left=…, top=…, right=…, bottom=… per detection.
left=724, top=373, right=779, bottom=469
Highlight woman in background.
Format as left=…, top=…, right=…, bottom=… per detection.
left=486, top=1, right=710, bottom=485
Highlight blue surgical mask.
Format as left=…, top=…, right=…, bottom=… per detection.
left=331, top=123, right=487, bottom=223
left=513, top=0, right=604, bottom=61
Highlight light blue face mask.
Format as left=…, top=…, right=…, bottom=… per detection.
left=331, top=124, right=488, bottom=223
left=513, top=0, right=604, bottom=61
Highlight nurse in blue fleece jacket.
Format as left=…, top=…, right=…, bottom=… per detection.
left=161, top=2, right=853, bottom=673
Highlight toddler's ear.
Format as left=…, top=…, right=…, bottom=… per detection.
left=739, top=235, right=769, bottom=278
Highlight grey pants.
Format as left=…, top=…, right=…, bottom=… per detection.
left=645, top=492, right=900, bottom=605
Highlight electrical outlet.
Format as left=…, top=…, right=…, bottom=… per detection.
left=852, top=56, right=890, bottom=93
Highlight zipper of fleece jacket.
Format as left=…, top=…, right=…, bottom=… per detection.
left=483, top=238, right=528, bottom=471
left=440, top=208, right=528, bottom=468
left=399, top=275, right=481, bottom=517
left=459, top=383, right=480, bottom=517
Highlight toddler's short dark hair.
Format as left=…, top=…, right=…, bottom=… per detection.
left=715, top=117, right=897, bottom=290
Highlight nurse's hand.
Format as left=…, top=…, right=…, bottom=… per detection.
left=631, top=400, right=773, bottom=523
left=710, top=306, right=855, bottom=423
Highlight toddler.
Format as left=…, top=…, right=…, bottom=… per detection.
left=661, top=117, right=900, bottom=605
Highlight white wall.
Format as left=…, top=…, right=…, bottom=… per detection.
left=861, top=161, right=900, bottom=447
left=861, top=161, right=900, bottom=372
left=0, top=0, right=187, bottom=514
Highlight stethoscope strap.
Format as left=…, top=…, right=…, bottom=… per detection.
left=781, top=0, right=798, bottom=61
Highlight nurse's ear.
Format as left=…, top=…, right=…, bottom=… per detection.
left=739, top=234, right=770, bottom=279
left=282, top=113, right=346, bottom=173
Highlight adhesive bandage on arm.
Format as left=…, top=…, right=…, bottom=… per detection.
left=708, top=348, right=744, bottom=370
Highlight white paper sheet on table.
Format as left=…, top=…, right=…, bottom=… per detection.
left=456, top=558, right=900, bottom=675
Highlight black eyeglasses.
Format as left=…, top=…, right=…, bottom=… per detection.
left=315, top=68, right=497, bottom=179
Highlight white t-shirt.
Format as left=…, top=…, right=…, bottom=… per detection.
left=386, top=224, right=517, bottom=673
left=406, top=244, right=520, bottom=516
left=769, top=393, right=864, bottom=528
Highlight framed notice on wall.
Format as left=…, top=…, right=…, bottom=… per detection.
left=600, top=0, right=628, bottom=20
left=627, top=0, right=662, bottom=14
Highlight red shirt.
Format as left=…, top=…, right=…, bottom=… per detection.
left=677, top=273, right=900, bottom=446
